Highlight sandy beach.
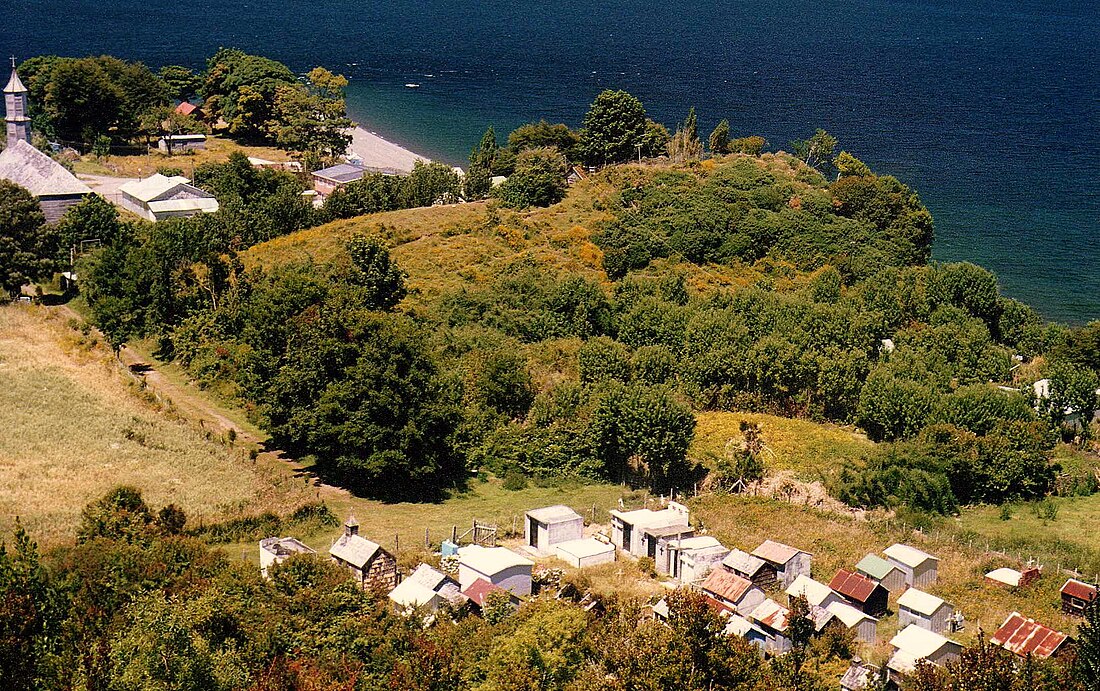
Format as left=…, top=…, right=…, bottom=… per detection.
left=345, top=125, right=430, bottom=173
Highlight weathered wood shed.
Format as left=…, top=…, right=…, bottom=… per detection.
left=329, top=517, right=398, bottom=591
left=855, top=553, right=907, bottom=595
left=826, top=601, right=878, bottom=644
left=701, top=568, right=766, bottom=616
left=897, top=588, right=954, bottom=633
left=829, top=569, right=889, bottom=616
left=722, top=548, right=778, bottom=591
left=752, top=540, right=811, bottom=589
left=887, top=625, right=962, bottom=684
left=1061, top=579, right=1098, bottom=616
left=884, top=543, right=939, bottom=588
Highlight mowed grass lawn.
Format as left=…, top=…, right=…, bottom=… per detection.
left=0, top=305, right=311, bottom=546
left=691, top=411, right=873, bottom=479
left=691, top=494, right=1083, bottom=660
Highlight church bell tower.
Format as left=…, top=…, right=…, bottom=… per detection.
left=4, top=57, right=31, bottom=148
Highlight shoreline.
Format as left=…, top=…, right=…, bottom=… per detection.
left=344, top=124, right=432, bottom=174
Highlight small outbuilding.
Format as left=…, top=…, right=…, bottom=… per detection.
left=1061, top=579, right=1097, bottom=616
left=157, top=133, right=207, bottom=153
left=553, top=537, right=615, bottom=568
left=840, top=658, right=880, bottom=691
left=887, top=625, right=962, bottom=682
left=990, top=612, right=1071, bottom=660
left=388, top=563, right=464, bottom=612
left=830, top=569, right=889, bottom=616
left=258, top=536, right=315, bottom=578
left=897, top=588, right=954, bottom=633
left=722, top=613, right=770, bottom=654
left=312, top=161, right=367, bottom=197
left=985, top=566, right=1040, bottom=589
left=785, top=574, right=843, bottom=610
left=669, top=536, right=729, bottom=583
left=525, top=505, right=584, bottom=551
left=457, top=545, right=534, bottom=597
left=883, top=543, right=939, bottom=588
left=463, top=578, right=518, bottom=616
left=855, top=553, right=907, bottom=595
left=329, top=517, right=399, bottom=591
left=722, top=548, right=778, bottom=591
left=701, top=568, right=767, bottom=616
left=748, top=599, right=793, bottom=656
left=826, top=601, right=878, bottom=644
left=119, top=173, right=219, bottom=221
left=609, top=502, right=690, bottom=558
left=752, top=540, right=811, bottom=589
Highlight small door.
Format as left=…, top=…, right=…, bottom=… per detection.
left=647, top=536, right=657, bottom=560
left=529, top=518, right=539, bottom=547
left=622, top=523, right=632, bottom=550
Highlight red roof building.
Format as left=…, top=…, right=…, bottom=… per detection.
left=701, top=568, right=766, bottom=614
left=1061, top=579, right=1098, bottom=616
left=174, top=101, right=201, bottom=117
left=990, top=612, right=1071, bottom=659
left=830, top=569, right=889, bottom=616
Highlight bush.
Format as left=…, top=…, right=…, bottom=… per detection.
left=502, top=470, right=529, bottom=491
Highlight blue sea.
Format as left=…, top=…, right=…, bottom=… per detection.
left=4, top=0, right=1097, bottom=323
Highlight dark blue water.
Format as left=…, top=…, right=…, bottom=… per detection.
left=4, top=0, right=1098, bottom=322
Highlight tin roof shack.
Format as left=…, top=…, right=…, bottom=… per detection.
left=525, top=505, right=584, bottom=552
left=329, top=517, right=398, bottom=591
left=722, top=548, right=778, bottom=591
left=670, top=536, right=729, bottom=583
left=884, top=544, right=939, bottom=588
left=609, top=502, right=690, bottom=559
left=258, top=537, right=315, bottom=578
left=462, top=578, right=519, bottom=617
left=830, top=569, right=889, bottom=616
left=887, top=625, right=962, bottom=683
left=1061, top=579, right=1097, bottom=616
left=722, top=613, right=770, bottom=655
left=554, top=537, right=615, bottom=568
left=752, top=540, right=811, bottom=589
left=826, top=601, right=878, bottom=644
left=701, top=568, right=767, bottom=616
left=119, top=174, right=219, bottom=221
left=785, top=575, right=843, bottom=610
left=748, top=599, right=793, bottom=656
left=985, top=566, right=1040, bottom=589
left=897, top=588, right=954, bottom=633
left=311, top=162, right=367, bottom=197
left=388, top=563, right=465, bottom=613
left=157, top=133, right=206, bottom=153
left=840, top=658, right=880, bottom=691
left=855, top=554, right=907, bottom=595
left=990, top=612, right=1071, bottom=660
left=457, top=545, right=534, bottom=597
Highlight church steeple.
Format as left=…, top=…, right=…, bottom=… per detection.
left=4, top=57, right=31, bottom=148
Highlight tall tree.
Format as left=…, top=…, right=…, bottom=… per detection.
left=709, top=119, right=731, bottom=154
left=579, top=90, right=653, bottom=166
left=668, top=107, right=703, bottom=162
left=0, top=181, right=54, bottom=298
left=790, top=129, right=838, bottom=170
left=466, top=125, right=499, bottom=200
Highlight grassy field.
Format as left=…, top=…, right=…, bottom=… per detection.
left=0, top=305, right=313, bottom=546
left=71, top=136, right=293, bottom=178
left=691, top=494, right=1084, bottom=662
left=958, top=495, right=1100, bottom=573
left=691, top=411, right=872, bottom=479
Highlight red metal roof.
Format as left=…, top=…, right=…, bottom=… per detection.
left=829, top=569, right=882, bottom=604
left=703, top=595, right=735, bottom=616
left=1061, top=579, right=1098, bottom=601
left=701, top=568, right=755, bottom=604
left=990, top=612, right=1069, bottom=659
left=174, top=102, right=198, bottom=116
left=462, top=578, right=508, bottom=607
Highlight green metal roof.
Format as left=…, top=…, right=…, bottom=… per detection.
left=855, top=554, right=898, bottom=580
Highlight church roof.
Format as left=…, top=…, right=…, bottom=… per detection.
left=0, top=139, right=92, bottom=197
left=4, top=66, right=26, bottom=94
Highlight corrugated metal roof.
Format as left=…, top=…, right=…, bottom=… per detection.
left=526, top=504, right=582, bottom=524
left=884, top=543, right=937, bottom=568
left=752, top=539, right=807, bottom=566
left=463, top=578, right=508, bottom=607
left=0, top=139, right=92, bottom=196
left=785, top=575, right=835, bottom=607
left=313, top=162, right=367, bottom=183
left=855, top=554, right=900, bottom=581
left=1061, top=579, right=1098, bottom=601
left=749, top=598, right=789, bottom=631
left=890, top=624, right=958, bottom=658
left=329, top=533, right=382, bottom=569
left=830, top=569, right=882, bottom=604
left=897, top=588, right=947, bottom=616
left=458, top=545, right=533, bottom=575
left=702, top=568, right=756, bottom=603
left=990, top=612, right=1069, bottom=659
left=722, top=548, right=768, bottom=577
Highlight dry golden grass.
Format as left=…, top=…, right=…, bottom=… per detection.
left=691, top=411, right=873, bottom=479
left=0, top=305, right=311, bottom=546
left=691, top=494, right=1082, bottom=661
left=71, top=136, right=293, bottom=178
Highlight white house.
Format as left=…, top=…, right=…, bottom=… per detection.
left=855, top=553, right=907, bottom=595
left=884, top=543, right=939, bottom=588
left=609, top=502, right=691, bottom=560
left=525, top=505, right=583, bottom=551
left=785, top=574, right=843, bottom=610
left=887, top=625, right=962, bottom=682
left=669, top=536, right=728, bottom=582
left=897, top=588, right=954, bottom=633
left=457, top=545, right=534, bottom=596
left=388, top=563, right=464, bottom=612
left=553, top=537, right=615, bottom=568
left=826, top=600, right=878, bottom=644
left=119, top=174, right=219, bottom=221
left=258, top=536, right=315, bottom=578
left=700, top=568, right=767, bottom=616
left=752, top=540, right=811, bottom=589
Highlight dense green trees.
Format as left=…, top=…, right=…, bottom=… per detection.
left=493, top=147, right=569, bottom=208
left=0, top=181, right=53, bottom=298
left=579, top=90, right=668, bottom=166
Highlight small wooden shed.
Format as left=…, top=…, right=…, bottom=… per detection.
left=722, top=548, right=778, bottom=591
left=785, top=574, right=843, bottom=610
left=329, top=517, right=398, bottom=591
left=830, top=569, right=889, bottom=616
left=701, top=568, right=767, bottom=616
left=897, top=588, right=954, bottom=633
left=525, top=505, right=583, bottom=551
left=826, top=601, right=878, bottom=644
left=884, top=543, right=939, bottom=588
left=887, top=625, right=962, bottom=683
left=1061, top=579, right=1098, bottom=616
left=855, top=553, right=907, bottom=595
left=751, top=540, right=812, bottom=589
left=457, top=545, right=534, bottom=597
